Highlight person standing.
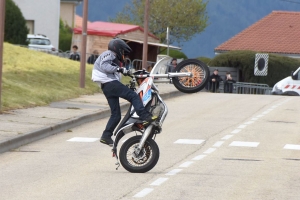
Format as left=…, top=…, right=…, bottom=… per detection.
left=69, top=45, right=80, bottom=61
left=209, top=69, right=222, bottom=93
left=87, top=50, right=99, bottom=64
left=224, top=72, right=236, bottom=93
left=168, top=58, right=177, bottom=72
left=91, top=38, right=157, bottom=146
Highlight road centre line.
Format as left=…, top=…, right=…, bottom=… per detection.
left=174, top=139, right=205, bottom=144
left=237, top=125, right=247, bottom=129
left=244, top=121, right=254, bottom=125
left=251, top=118, right=258, bottom=121
left=192, top=155, right=207, bottom=160
left=262, top=111, right=270, bottom=114
left=150, top=178, right=169, bottom=186
left=256, top=115, right=264, bottom=118
left=179, top=161, right=194, bottom=168
left=213, top=141, right=224, bottom=147
left=203, top=148, right=216, bottom=154
left=222, top=135, right=233, bottom=140
left=284, top=144, right=300, bottom=150
left=229, top=141, right=259, bottom=147
left=165, top=169, right=182, bottom=176
left=133, top=188, right=154, bottom=198
left=231, top=129, right=241, bottom=134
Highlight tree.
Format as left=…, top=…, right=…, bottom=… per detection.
left=110, top=0, right=208, bottom=45
left=59, top=19, right=72, bottom=51
left=5, top=0, right=28, bottom=45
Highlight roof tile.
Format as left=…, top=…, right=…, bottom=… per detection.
left=215, top=11, right=300, bottom=55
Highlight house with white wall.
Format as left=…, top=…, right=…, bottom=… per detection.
left=13, top=0, right=82, bottom=50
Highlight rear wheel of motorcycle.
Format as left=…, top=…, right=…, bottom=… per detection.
left=172, top=59, right=210, bottom=93
left=119, top=135, right=159, bottom=173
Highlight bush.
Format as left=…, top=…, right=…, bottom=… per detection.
left=5, top=0, right=28, bottom=45
left=209, top=50, right=300, bottom=86
left=59, top=19, right=72, bottom=51
left=196, top=56, right=211, bottom=64
left=159, top=48, right=188, bottom=59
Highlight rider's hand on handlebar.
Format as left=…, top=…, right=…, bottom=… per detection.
left=117, top=67, right=131, bottom=76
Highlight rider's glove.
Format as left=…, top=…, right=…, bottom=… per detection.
left=117, top=67, right=130, bottom=76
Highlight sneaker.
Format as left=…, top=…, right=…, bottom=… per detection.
left=142, top=115, right=158, bottom=126
left=100, top=137, right=114, bottom=146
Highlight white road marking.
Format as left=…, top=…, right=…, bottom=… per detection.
left=262, top=111, right=269, bottom=114
left=244, top=121, right=254, bottom=125
left=67, top=137, right=99, bottom=142
left=179, top=161, right=194, bottom=168
left=192, top=155, right=207, bottom=161
left=256, top=115, right=264, bottom=118
left=133, top=188, right=154, bottom=198
left=238, top=125, right=247, bottom=129
left=174, top=139, right=205, bottom=144
left=251, top=118, right=258, bottom=121
left=213, top=141, right=224, bottom=147
left=229, top=141, right=259, bottom=147
left=150, top=178, right=169, bottom=186
left=203, top=148, right=216, bottom=154
left=231, top=129, right=241, bottom=134
left=165, top=169, right=182, bottom=176
left=222, top=135, right=233, bottom=140
left=284, top=144, right=300, bottom=150
left=271, top=106, right=277, bottom=109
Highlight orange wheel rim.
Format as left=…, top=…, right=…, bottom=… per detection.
left=178, top=64, right=205, bottom=87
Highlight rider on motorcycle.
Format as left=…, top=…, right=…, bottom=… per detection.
left=92, top=38, right=157, bottom=146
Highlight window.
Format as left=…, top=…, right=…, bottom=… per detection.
left=28, top=38, right=51, bottom=45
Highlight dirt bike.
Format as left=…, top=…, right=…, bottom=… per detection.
left=111, top=58, right=209, bottom=173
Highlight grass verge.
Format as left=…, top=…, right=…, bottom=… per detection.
left=1, top=43, right=129, bottom=112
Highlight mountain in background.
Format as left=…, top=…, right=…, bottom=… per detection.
left=76, top=0, right=300, bottom=58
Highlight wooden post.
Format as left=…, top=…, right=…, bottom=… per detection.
left=80, top=0, right=88, bottom=88
left=142, top=0, right=150, bottom=70
left=0, top=0, right=6, bottom=112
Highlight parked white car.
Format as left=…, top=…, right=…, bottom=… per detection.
left=27, top=34, right=56, bottom=52
left=272, top=67, right=300, bottom=96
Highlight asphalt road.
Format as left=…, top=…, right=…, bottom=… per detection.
left=1, top=92, right=299, bottom=200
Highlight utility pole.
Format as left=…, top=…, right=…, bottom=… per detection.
left=142, top=0, right=150, bottom=70
left=0, top=0, right=6, bottom=112
left=79, top=0, right=88, bottom=88
left=167, top=27, right=170, bottom=56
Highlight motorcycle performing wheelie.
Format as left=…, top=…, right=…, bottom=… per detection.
left=111, top=57, right=209, bottom=173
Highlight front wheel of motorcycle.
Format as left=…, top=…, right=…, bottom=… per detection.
left=172, top=59, right=210, bottom=93
left=119, top=135, right=159, bottom=173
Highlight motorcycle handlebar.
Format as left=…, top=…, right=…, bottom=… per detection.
left=132, top=72, right=192, bottom=79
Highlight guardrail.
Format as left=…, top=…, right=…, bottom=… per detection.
left=208, top=81, right=272, bottom=95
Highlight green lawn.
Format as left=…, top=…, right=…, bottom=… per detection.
left=1, top=43, right=128, bottom=112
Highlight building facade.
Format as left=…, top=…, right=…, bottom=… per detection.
left=13, top=0, right=60, bottom=49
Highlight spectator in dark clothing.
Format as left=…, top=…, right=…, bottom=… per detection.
left=87, top=50, right=99, bottom=64
left=209, top=69, right=222, bottom=93
left=69, top=45, right=80, bottom=61
left=168, top=58, right=177, bottom=72
left=224, top=71, right=236, bottom=93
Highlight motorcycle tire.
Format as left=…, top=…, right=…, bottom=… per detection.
left=172, top=59, right=210, bottom=93
left=119, top=135, right=159, bottom=173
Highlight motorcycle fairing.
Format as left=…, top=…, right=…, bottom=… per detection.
left=136, top=77, right=153, bottom=106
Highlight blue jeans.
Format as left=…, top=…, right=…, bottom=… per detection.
left=101, top=80, right=151, bottom=138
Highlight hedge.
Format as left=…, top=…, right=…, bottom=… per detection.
left=209, top=50, right=300, bottom=87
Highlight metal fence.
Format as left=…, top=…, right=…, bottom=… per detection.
left=208, top=81, right=272, bottom=95
left=132, top=59, right=156, bottom=71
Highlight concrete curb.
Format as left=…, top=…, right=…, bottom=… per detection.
left=0, top=90, right=183, bottom=154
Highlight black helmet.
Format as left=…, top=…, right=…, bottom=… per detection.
left=108, top=38, right=132, bottom=62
